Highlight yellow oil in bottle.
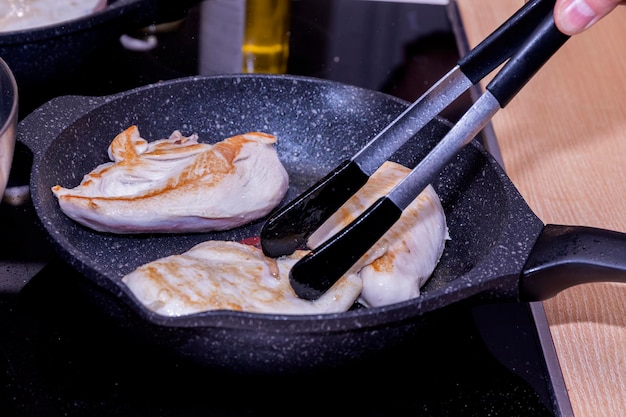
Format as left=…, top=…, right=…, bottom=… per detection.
left=242, top=0, right=291, bottom=74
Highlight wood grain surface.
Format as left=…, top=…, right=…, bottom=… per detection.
left=454, top=1, right=626, bottom=416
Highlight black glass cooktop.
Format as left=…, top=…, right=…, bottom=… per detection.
left=1, top=1, right=573, bottom=415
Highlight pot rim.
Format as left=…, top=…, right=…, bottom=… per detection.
left=0, top=0, right=142, bottom=43
left=0, top=56, right=18, bottom=124
left=0, top=56, right=18, bottom=196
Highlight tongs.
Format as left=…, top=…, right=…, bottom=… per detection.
left=260, top=0, right=570, bottom=300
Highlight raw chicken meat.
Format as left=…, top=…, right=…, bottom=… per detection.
left=52, top=126, right=289, bottom=234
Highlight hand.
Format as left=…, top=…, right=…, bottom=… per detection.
left=554, top=0, right=625, bottom=35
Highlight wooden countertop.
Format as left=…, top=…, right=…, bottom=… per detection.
left=454, top=1, right=626, bottom=415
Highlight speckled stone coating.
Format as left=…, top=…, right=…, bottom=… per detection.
left=18, top=74, right=546, bottom=373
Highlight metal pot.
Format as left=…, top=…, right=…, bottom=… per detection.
left=0, top=57, right=17, bottom=198
left=17, top=74, right=626, bottom=374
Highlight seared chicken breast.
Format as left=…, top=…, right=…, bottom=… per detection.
left=122, top=240, right=363, bottom=315
left=308, top=161, right=449, bottom=308
left=52, top=126, right=289, bottom=234
left=122, top=160, right=448, bottom=316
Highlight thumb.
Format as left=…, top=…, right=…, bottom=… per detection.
left=554, top=0, right=622, bottom=35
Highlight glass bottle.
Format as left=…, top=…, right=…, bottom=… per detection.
left=242, top=0, right=291, bottom=74
left=199, top=0, right=290, bottom=75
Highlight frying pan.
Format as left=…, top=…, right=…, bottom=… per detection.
left=18, top=74, right=626, bottom=374
left=0, top=0, right=201, bottom=114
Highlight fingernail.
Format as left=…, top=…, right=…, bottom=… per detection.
left=558, top=0, right=598, bottom=34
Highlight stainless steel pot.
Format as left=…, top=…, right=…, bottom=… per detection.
left=0, top=57, right=17, bottom=198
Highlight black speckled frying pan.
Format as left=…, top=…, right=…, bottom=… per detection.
left=18, top=74, right=626, bottom=374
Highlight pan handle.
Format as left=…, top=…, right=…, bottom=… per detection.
left=17, top=95, right=106, bottom=154
left=519, top=224, right=626, bottom=301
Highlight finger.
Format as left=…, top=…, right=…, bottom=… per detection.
left=554, top=0, right=622, bottom=35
